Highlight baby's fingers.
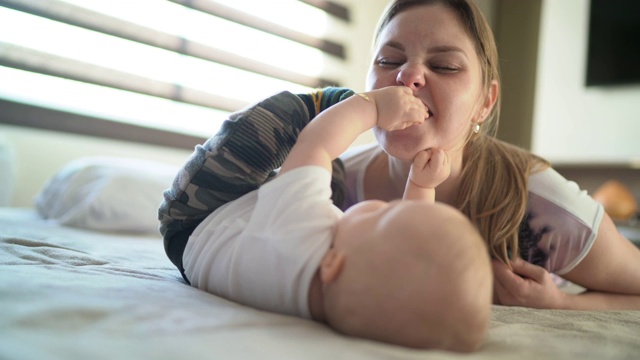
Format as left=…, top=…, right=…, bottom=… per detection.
left=428, top=148, right=449, bottom=168
left=387, top=110, right=426, bottom=130
left=412, top=149, right=432, bottom=169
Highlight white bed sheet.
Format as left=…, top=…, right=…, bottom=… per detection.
left=1, top=207, right=639, bottom=360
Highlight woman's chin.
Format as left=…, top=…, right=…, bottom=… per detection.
left=376, top=128, right=429, bottom=160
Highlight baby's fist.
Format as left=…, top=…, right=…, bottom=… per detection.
left=409, top=148, right=451, bottom=189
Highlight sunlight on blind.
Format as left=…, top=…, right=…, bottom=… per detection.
left=0, top=7, right=312, bottom=104
left=210, top=0, right=329, bottom=37
left=58, top=0, right=329, bottom=77
left=0, top=0, right=346, bottom=140
left=0, top=66, right=226, bottom=137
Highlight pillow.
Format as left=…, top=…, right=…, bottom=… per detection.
left=35, top=157, right=179, bottom=234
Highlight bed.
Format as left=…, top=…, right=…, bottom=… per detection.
left=1, top=157, right=639, bottom=360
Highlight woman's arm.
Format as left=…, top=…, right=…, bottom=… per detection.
left=493, top=212, right=640, bottom=310
left=560, top=212, right=640, bottom=309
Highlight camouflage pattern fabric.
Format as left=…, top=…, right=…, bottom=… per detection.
left=158, top=87, right=355, bottom=278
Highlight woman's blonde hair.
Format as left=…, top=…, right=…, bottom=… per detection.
left=375, top=0, right=550, bottom=264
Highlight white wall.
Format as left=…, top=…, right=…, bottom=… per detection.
left=0, top=135, right=15, bottom=206
left=532, top=0, right=640, bottom=165
left=0, top=124, right=193, bottom=207
left=337, top=0, right=391, bottom=147
left=339, top=0, right=388, bottom=92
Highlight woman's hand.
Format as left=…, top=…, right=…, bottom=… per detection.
left=365, top=86, right=429, bottom=131
left=492, top=258, right=567, bottom=309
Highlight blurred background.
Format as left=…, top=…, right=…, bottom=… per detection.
left=0, top=0, right=638, bottom=228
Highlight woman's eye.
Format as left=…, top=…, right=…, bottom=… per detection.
left=377, top=58, right=402, bottom=67
left=431, top=64, right=460, bottom=73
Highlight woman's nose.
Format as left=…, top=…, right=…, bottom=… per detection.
left=396, top=63, right=426, bottom=90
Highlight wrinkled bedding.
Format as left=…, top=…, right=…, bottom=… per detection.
left=1, top=208, right=639, bottom=360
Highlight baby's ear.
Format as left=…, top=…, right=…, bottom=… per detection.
left=320, top=249, right=345, bottom=283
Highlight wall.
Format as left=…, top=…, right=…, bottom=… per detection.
left=336, top=0, right=390, bottom=147
left=340, top=0, right=388, bottom=93
left=0, top=135, right=14, bottom=206
left=474, top=0, right=497, bottom=27
left=490, top=0, right=639, bottom=206
left=494, top=0, right=541, bottom=150
left=532, top=0, right=640, bottom=165
left=0, top=124, right=193, bottom=207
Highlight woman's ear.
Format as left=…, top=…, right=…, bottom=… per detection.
left=320, top=249, right=345, bottom=283
left=479, top=79, right=499, bottom=123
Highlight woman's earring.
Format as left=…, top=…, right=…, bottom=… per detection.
left=473, top=123, right=481, bottom=134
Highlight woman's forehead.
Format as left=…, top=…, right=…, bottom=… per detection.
left=377, top=4, right=474, bottom=54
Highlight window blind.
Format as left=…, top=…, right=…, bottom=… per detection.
left=0, top=0, right=351, bottom=148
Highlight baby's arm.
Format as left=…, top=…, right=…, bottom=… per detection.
left=403, top=148, right=450, bottom=202
left=279, top=86, right=429, bottom=175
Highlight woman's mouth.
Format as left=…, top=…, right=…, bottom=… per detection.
left=422, top=100, right=434, bottom=118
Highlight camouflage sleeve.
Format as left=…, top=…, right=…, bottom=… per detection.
left=297, top=86, right=356, bottom=119
left=159, top=87, right=354, bottom=275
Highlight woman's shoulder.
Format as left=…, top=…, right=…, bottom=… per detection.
left=526, top=167, right=604, bottom=237
left=523, top=166, right=604, bottom=274
left=480, top=138, right=596, bottom=212
left=527, top=167, right=602, bottom=215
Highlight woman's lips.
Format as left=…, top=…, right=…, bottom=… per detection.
left=421, top=100, right=434, bottom=118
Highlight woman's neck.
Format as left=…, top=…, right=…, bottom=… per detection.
left=366, top=149, right=463, bottom=206
left=388, top=154, right=411, bottom=197
left=364, top=151, right=405, bottom=202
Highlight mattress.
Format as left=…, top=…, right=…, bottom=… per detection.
left=1, top=207, right=639, bottom=360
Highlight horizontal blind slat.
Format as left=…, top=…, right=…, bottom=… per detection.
left=169, top=0, right=346, bottom=59
left=0, top=42, right=249, bottom=112
left=0, top=98, right=205, bottom=149
left=300, top=0, right=350, bottom=22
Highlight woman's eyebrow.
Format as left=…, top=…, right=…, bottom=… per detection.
left=381, top=40, right=405, bottom=51
left=380, top=41, right=467, bottom=57
left=428, top=45, right=466, bottom=55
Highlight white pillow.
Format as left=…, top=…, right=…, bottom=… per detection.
left=35, top=157, right=178, bottom=234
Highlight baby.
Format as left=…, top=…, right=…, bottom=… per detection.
left=181, top=87, right=492, bottom=352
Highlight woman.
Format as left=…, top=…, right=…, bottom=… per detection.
left=340, top=0, right=640, bottom=310
left=160, top=0, right=640, bottom=310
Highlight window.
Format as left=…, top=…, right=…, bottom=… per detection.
left=0, top=0, right=352, bottom=148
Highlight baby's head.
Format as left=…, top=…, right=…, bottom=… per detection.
left=320, top=200, right=492, bottom=352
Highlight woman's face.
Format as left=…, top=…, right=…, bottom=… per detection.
left=367, top=4, right=486, bottom=162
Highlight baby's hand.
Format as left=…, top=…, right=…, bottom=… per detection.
left=409, top=148, right=450, bottom=189
left=366, top=87, right=429, bottom=131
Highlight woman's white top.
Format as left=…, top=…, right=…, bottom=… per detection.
left=340, top=144, right=604, bottom=275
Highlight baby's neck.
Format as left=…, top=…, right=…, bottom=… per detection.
left=308, top=269, right=326, bottom=322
